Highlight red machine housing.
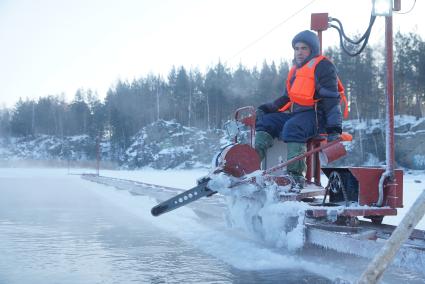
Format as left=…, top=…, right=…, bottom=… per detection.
left=218, top=144, right=260, bottom=178
left=321, top=167, right=403, bottom=208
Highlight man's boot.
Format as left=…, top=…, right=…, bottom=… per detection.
left=287, top=142, right=307, bottom=191
left=254, top=131, right=273, bottom=161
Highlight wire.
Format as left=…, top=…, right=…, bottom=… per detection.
left=331, top=24, right=371, bottom=56
left=395, top=0, right=416, bottom=14
left=329, top=14, right=376, bottom=57
left=329, top=16, right=376, bottom=45
left=225, top=0, right=317, bottom=63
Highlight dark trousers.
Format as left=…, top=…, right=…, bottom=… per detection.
left=256, top=110, right=317, bottom=143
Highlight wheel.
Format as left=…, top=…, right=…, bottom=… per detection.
left=327, top=171, right=349, bottom=206
left=328, top=171, right=344, bottom=194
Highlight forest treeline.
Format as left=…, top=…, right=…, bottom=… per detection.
left=0, top=32, right=424, bottom=155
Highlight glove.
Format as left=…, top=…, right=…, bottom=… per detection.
left=255, top=104, right=270, bottom=121
left=256, top=102, right=279, bottom=121
left=258, top=103, right=277, bottom=113
left=327, top=132, right=341, bottom=142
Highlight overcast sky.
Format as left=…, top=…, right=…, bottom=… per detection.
left=0, top=0, right=423, bottom=108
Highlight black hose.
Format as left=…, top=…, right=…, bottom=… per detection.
left=331, top=24, right=372, bottom=57
left=329, top=15, right=376, bottom=57
left=330, top=16, right=376, bottom=45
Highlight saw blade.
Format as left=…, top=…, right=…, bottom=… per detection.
left=151, top=180, right=215, bottom=216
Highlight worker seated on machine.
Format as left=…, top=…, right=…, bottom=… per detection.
left=255, top=30, right=346, bottom=191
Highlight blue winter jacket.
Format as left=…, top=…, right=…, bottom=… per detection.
left=259, top=57, right=343, bottom=135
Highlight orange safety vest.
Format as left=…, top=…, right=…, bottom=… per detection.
left=279, top=55, right=349, bottom=119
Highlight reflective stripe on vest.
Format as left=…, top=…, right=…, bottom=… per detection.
left=278, top=55, right=349, bottom=119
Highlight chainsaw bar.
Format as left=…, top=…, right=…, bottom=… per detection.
left=151, top=179, right=215, bottom=216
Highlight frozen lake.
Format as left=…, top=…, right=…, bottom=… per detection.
left=0, top=168, right=424, bottom=283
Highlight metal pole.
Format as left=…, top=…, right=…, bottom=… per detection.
left=315, top=30, right=322, bottom=185
left=306, top=30, right=323, bottom=183
left=96, top=135, right=100, bottom=176
left=394, top=0, right=401, bottom=11
left=377, top=12, right=397, bottom=207
left=386, top=15, right=395, bottom=175
left=318, top=30, right=322, bottom=55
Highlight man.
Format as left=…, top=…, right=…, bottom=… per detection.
left=255, top=30, right=344, bottom=190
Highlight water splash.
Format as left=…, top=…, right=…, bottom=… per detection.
left=208, top=173, right=309, bottom=251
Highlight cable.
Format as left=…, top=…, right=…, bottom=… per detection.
left=226, top=0, right=317, bottom=63
left=330, top=23, right=371, bottom=56
left=395, top=0, right=416, bottom=14
left=329, top=14, right=376, bottom=57
left=329, top=16, right=376, bottom=45
left=331, top=0, right=416, bottom=56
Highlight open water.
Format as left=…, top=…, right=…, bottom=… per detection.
left=0, top=169, right=424, bottom=284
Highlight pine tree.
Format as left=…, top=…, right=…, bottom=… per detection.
left=204, top=61, right=232, bottom=129
left=394, top=32, right=423, bottom=117
left=10, top=99, right=35, bottom=137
